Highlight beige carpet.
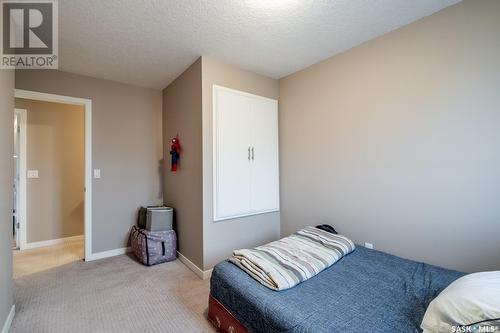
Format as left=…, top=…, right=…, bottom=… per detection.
left=11, top=254, right=215, bottom=333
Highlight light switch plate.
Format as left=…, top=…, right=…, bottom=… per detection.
left=27, top=170, right=39, bottom=178
left=93, top=169, right=101, bottom=179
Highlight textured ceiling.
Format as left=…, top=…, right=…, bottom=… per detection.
left=59, top=0, right=460, bottom=89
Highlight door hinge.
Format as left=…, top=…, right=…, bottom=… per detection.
left=16, top=222, right=20, bottom=229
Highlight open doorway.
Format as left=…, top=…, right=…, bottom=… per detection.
left=13, top=90, right=92, bottom=278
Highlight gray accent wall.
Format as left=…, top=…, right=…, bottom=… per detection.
left=15, top=99, right=85, bottom=243
left=162, top=58, right=204, bottom=268
left=201, top=57, right=281, bottom=270
left=0, top=70, right=14, bottom=329
left=278, top=0, right=500, bottom=272
left=16, top=70, right=163, bottom=254
left=161, top=57, right=281, bottom=270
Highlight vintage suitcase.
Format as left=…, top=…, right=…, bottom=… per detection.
left=130, top=226, right=176, bottom=266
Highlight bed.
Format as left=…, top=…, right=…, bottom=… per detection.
left=208, top=246, right=464, bottom=333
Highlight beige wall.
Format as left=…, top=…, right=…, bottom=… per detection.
left=279, top=0, right=500, bottom=272
left=16, top=70, right=163, bottom=254
left=201, top=57, right=281, bottom=269
left=15, top=99, right=84, bottom=243
left=0, top=70, right=14, bottom=328
left=162, top=58, right=204, bottom=268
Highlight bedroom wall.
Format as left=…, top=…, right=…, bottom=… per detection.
left=0, top=70, right=14, bottom=330
left=16, top=70, right=163, bottom=254
left=278, top=0, right=500, bottom=272
left=201, top=57, right=281, bottom=270
left=15, top=99, right=84, bottom=244
left=162, top=58, right=204, bottom=268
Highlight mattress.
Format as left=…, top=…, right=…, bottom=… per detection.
left=210, top=246, right=464, bottom=333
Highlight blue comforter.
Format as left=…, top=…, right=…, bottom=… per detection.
left=210, top=246, right=464, bottom=333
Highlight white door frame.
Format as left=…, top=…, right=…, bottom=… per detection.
left=14, top=89, right=92, bottom=261
left=14, top=108, right=26, bottom=250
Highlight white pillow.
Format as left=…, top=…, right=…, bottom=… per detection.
left=421, top=271, right=500, bottom=333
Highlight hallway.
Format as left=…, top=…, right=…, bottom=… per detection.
left=13, top=239, right=84, bottom=279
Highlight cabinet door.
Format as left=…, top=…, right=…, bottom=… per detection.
left=214, top=87, right=252, bottom=220
left=250, top=98, right=279, bottom=213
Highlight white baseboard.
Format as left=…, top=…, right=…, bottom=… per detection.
left=85, top=247, right=132, bottom=262
left=177, top=251, right=213, bottom=280
left=23, top=235, right=84, bottom=250
left=1, top=305, right=15, bottom=333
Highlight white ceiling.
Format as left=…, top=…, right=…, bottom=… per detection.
left=59, top=0, right=460, bottom=89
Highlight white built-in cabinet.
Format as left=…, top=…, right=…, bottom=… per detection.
left=213, top=85, right=279, bottom=221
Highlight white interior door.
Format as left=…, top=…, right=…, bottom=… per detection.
left=13, top=112, right=20, bottom=248
left=14, top=108, right=27, bottom=250
left=250, top=98, right=279, bottom=213
left=214, top=88, right=252, bottom=220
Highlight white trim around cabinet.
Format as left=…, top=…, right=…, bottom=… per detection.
left=212, top=85, right=280, bottom=222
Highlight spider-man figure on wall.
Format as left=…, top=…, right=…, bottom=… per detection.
left=170, top=135, right=181, bottom=172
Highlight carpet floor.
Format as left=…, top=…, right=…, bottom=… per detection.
left=11, top=254, right=216, bottom=333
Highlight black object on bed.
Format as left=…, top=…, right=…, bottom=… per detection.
left=315, top=224, right=338, bottom=234
left=210, top=246, right=464, bottom=333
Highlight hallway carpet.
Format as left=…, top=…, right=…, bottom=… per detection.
left=13, top=238, right=84, bottom=278
left=11, top=254, right=215, bottom=332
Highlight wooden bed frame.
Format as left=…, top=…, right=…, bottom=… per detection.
left=207, top=296, right=249, bottom=333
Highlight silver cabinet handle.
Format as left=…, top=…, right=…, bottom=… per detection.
left=251, top=147, right=254, bottom=160
left=248, top=147, right=251, bottom=160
